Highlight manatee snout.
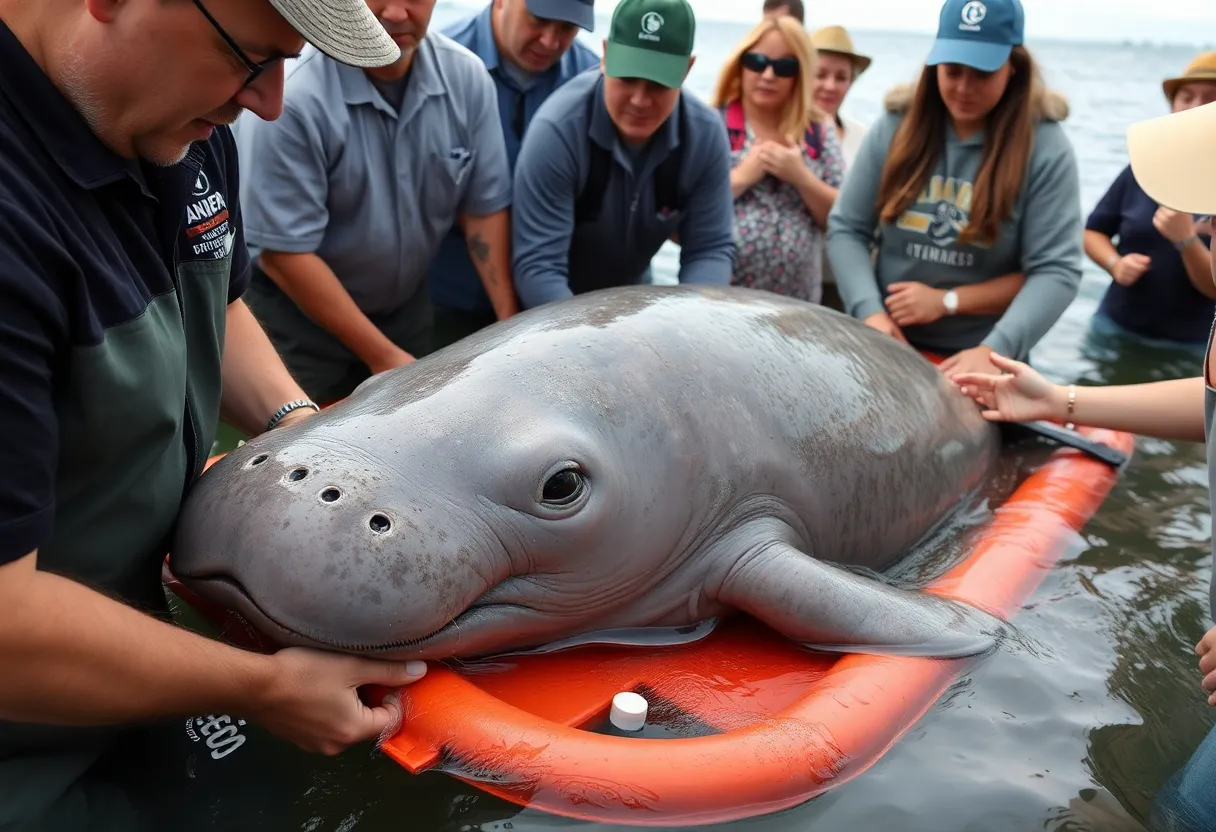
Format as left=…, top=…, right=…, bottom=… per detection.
left=172, top=436, right=489, bottom=654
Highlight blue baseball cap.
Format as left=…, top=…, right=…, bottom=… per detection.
left=525, top=0, right=596, bottom=31
left=924, top=0, right=1024, bottom=73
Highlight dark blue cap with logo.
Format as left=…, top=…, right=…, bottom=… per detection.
left=525, top=0, right=596, bottom=31
left=925, top=0, right=1024, bottom=73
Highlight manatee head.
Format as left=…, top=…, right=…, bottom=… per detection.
left=170, top=321, right=696, bottom=660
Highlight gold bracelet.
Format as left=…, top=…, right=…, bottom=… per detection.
left=1064, top=384, right=1076, bottom=431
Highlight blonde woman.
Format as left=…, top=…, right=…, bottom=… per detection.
left=710, top=15, right=844, bottom=303
left=826, top=0, right=1082, bottom=377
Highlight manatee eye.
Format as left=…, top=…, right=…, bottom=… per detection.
left=541, top=468, right=585, bottom=506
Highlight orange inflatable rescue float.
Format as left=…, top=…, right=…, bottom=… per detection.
left=165, top=421, right=1135, bottom=827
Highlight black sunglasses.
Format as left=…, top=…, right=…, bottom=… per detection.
left=741, top=52, right=800, bottom=78
left=191, top=0, right=282, bottom=87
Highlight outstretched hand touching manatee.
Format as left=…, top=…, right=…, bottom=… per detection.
left=952, top=352, right=1070, bottom=424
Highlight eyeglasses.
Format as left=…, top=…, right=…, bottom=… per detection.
left=191, top=0, right=282, bottom=87
left=741, top=52, right=800, bottom=78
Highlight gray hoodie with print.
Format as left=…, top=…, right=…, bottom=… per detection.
left=825, top=83, right=1083, bottom=360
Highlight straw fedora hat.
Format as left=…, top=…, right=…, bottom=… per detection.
left=1163, top=51, right=1216, bottom=101
left=809, top=25, right=872, bottom=76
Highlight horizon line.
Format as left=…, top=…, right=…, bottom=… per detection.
left=435, top=0, right=1215, bottom=51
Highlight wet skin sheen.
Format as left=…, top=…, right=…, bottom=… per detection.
left=171, top=285, right=1005, bottom=661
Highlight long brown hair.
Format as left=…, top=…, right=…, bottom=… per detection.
left=876, top=46, right=1044, bottom=247
left=709, top=15, right=826, bottom=144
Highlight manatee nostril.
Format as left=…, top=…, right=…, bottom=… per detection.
left=245, top=454, right=269, bottom=469
left=288, top=468, right=308, bottom=482
left=320, top=487, right=342, bottom=503
left=369, top=514, right=392, bottom=534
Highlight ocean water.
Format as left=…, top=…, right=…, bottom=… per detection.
left=201, top=8, right=1216, bottom=831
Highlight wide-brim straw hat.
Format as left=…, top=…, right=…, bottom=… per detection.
left=809, top=25, right=872, bottom=76
left=1163, top=51, right=1216, bottom=101
left=1128, top=100, right=1216, bottom=215
left=267, top=0, right=399, bottom=67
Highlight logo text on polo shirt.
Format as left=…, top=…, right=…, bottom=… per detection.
left=960, top=1, right=986, bottom=31
left=185, top=172, right=233, bottom=260
left=184, top=714, right=248, bottom=760
left=639, top=12, right=664, bottom=41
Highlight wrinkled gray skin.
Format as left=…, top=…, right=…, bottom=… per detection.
left=171, top=286, right=1005, bottom=661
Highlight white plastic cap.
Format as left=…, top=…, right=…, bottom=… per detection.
left=609, top=691, right=648, bottom=732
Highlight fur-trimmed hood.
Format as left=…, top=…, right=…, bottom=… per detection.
left=881, top=82, right=1070, bottom=122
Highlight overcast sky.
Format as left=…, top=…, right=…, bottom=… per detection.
left=582, top=0, right=1216, bottom=45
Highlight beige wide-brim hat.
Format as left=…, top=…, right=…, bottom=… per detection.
left=1163, top=51, right=1216, bottom=102
left=268, top=0, right=400, bottom=68
left=1128, top=101, right=1216, bottom=214
left=809, top=25, right=871, bottom=76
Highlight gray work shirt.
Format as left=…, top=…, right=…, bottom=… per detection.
left=511, top=70, right=736, bottom=309
left=234, top=35, right=512, bottom=316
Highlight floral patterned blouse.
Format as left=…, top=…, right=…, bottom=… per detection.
left=722, top=100, right=846, bottom=304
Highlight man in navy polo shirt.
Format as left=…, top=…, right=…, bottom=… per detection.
left=431, top=0, right=600, bottom=349
left=0, top=0, right=430, bottom=827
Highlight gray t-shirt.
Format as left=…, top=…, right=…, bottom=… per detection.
left=369, top=71, right=411, bottom=112
left=234, top=35, right=512, bottom=316
left=498, top=58, right=540, bottom=92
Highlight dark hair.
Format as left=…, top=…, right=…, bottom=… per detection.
left=762, top=0, right=804, bottom=24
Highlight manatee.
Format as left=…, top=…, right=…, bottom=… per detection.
left=170, top=285, right=1007, bottom=661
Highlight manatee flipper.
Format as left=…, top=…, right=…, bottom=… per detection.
left=718, top=542, right=1006, bottom=659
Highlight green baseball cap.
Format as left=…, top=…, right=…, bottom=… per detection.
left=604, top=0, right=696, bottom=89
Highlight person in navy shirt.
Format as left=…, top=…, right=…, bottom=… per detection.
left=0, top=0, right=431, bottom=826
left=432, top=0, right=601, bottom=350
left=1083, top=52, right=1216, bottom=350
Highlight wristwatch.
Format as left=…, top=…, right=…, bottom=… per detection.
left=942, top=289, right=959, bottom=316
left=1175, top=234, right=1200, bottom=252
